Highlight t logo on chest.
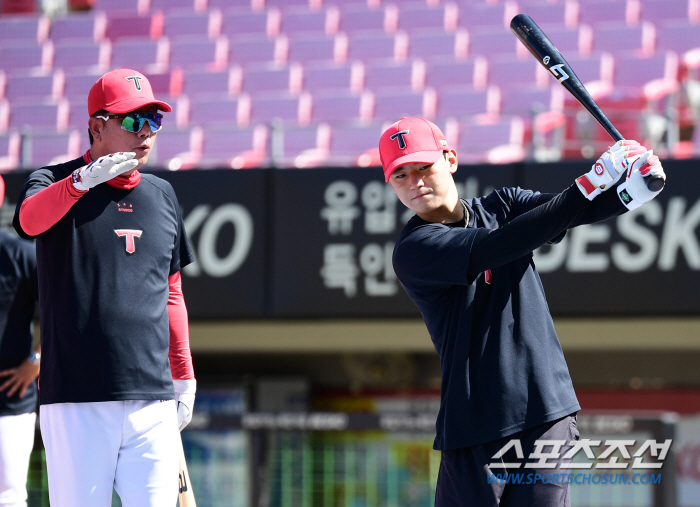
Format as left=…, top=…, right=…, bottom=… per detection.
left=115, top=229, right=142, bottom=254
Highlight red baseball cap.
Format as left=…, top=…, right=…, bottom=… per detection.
left=379, top=117, right=449, bottom=182
left=88, top=69, right=172, bottom=116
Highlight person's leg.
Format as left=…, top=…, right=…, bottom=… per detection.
left=0, top=413, right=36, bottom=507
left=501, top=414, right=579, bottom=507
left=435, top=441, right=508, bottom=507
left=40, top=402, right=122, bottom=507
left=114, top=400, right=179, bottom=507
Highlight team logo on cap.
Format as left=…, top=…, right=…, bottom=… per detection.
left=390, top=129, right=410, bottom=149
left=124, top=76, right=143, bottom=91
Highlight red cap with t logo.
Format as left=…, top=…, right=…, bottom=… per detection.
left=379, top=117, right=449, bottom=182
left=88, top=68, right=172, bottom=116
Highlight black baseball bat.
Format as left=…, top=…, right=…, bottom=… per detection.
left=510, top=13, right=664, bottom=192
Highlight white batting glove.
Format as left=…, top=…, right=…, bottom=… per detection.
left=72, top=152, right=138, bottom=191
left=617, top=151, right=666, bottom=210
left=173, top=378, right=196, bottom=431
left=575, top=140, right=646, bottom=200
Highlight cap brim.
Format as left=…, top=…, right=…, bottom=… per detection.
left=384, top=150, right=443, bottom=182
left=105, top=97, right=173, bottom=114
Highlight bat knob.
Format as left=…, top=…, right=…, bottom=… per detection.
left=646, top=175, right=665, bottom=192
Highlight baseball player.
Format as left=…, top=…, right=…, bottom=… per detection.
left=12, top=69, right=196, bottom=507
left=0, top=175, right=40, bottom=507
left=379, top=117, right=666, bottom=506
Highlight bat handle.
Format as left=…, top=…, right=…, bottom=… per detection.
left=607, top=131, right=665, bottom=192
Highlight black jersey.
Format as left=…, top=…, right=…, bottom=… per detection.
left=393, top=184, right=626, bottom=450
left=0, top=231, right=38, bottom=416
left=13, top=156, right=194, bottom=405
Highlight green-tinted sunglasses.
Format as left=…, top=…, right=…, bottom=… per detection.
left=94, top=112, right=163, bottom=133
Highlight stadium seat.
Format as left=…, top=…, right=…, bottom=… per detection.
left=150, top=126, right=203, bottom=170
left=0, top=13, right=50, bottom=45
left=3, top=72, right=62, bottom=103
left=396, top=2, right=457, bottom=33
left=591, top=22, right=655, bottom=57
left=303, top=61, right=364, bottom=94
left=63, top=71, right=102, bottom=103
left=467, top=27, right=521, bottom=58
left=516, top=1, right=579, bottom=28
left=143, top=69, right=181, bottom=97
left=280, top=6, right=338, bottom=35
left=188, top=94, right=250, bottom=128
left=110, top=38, right=169, bottom=72
left=500, top=85, right=566, bottom=119
left=286, top=33, right=346, bottom=65
left=407, top=30, right=469, bottom=61
left=249, top=92, right=311, bottom=126
left=487, top=55, right=549, bottom=90
left=49, top=12, right=107, bottom=42
left=271, top=122, right=331, bottom=168
left=93, top=0, right=148, bottom=15
left=346, top=31, right=408, bottom=63
left=435, top=86, right=500, bottom=119
left=0, top=42, right=52, bottom=73
left=67, top=99, right=90, bottom=129
left=8, top=100, right=69, bottom=132
left=198, top=124, right=269, bottom=169
left=326, top=122, right=384, bottom=167
left=309, top=90, right=372, bottom=123
left=561, top=52, right=615, bottom=99
left=0, top=131, right=21, bottom=171
left=169, top=36, right=228, bottom=70
left=162, top=10, right=220, bottom=41
left=229, top=35, right=284, bottom=67
left=372, top=87, right=436, bottom=122
left=338, top=4, right=397, bottom=34
left=24, top=129, right=82, bottom=167
left=105, top=12, right=163, bottom=41
left=578, top=0, right=639, bottom=27
left=151, top=0, right=204, bottom=13
left=241, top=63, right=303, bottom=96
left=656, top=20, right=700, bottom=54
left=52, top=40, right=110, bottom=72
left=613, top=51, right=679, bottom=101
left=221, top=8, right=280, bottom=39
left=363, top=59, right=424, bottom=92
left=424, top=56, right=488, bottom=92
left=639, top=0, right=698, bottom=23
left=457, top=2, right=518, bottom=30
left=456, top=116, right=526, bottom=164
left=181, top=67, right=242, bottom=98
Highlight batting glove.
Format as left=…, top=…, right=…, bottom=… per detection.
left=72, top=152, right=138, bottom=191
left=617, top=151, right=666, bottom=210
left=173, top=378, right=196, bottom=431
left=575, top=140, right=646, bottom=200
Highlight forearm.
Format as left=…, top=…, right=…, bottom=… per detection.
left=168, top=272, right=194, bottom=380
left=569, top=179, right=627, bottom=226
left=469, top=184, right=590, bottom=275
left=19, top=177, right=86, bottom=236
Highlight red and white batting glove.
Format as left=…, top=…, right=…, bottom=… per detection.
left=575, top=140, right=646, bottom=200
left=617, top=151, right=666, bottom=210
left=174, top=378, right=196, bottom=431
left=72, top=152, right=138, bottom=191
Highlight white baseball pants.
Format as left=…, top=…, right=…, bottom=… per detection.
left=0, top=412, right=36, bottom=507
left=40, top=400, right=179, bottom=507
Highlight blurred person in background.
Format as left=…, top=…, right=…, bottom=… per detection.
left=0, top=174, right=40, bottom=507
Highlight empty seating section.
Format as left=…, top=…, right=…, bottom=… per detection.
left=0, top=0, right=696, bottom=169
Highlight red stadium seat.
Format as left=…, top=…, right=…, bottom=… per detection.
left=0, top=13, right=50, bottom=45
left=198, top=124, right=268, bottom=169
left=52, top=40, right=111, bottom=72
left=0, top=130, right=21, bottom=171
left=50, top=12, right=107, bottom=42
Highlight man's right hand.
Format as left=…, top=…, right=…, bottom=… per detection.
left=575, top=140, right=646, bottom=201
left=72, top=152, right=138, bottom=191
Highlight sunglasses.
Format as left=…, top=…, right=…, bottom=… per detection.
left=94, top=112, right=163, bottom=133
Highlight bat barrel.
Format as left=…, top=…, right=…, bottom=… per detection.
left=510, top=13, right=664, bottom=192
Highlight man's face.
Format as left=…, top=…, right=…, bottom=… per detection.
left=388, top=150, right=459, bottom=221
left=90, top=104, right=160, bottom=169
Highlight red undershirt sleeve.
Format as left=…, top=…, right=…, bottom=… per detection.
left=19, top=176, right=87, bottom=237
left=168, top=271, right=195, bottom=380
